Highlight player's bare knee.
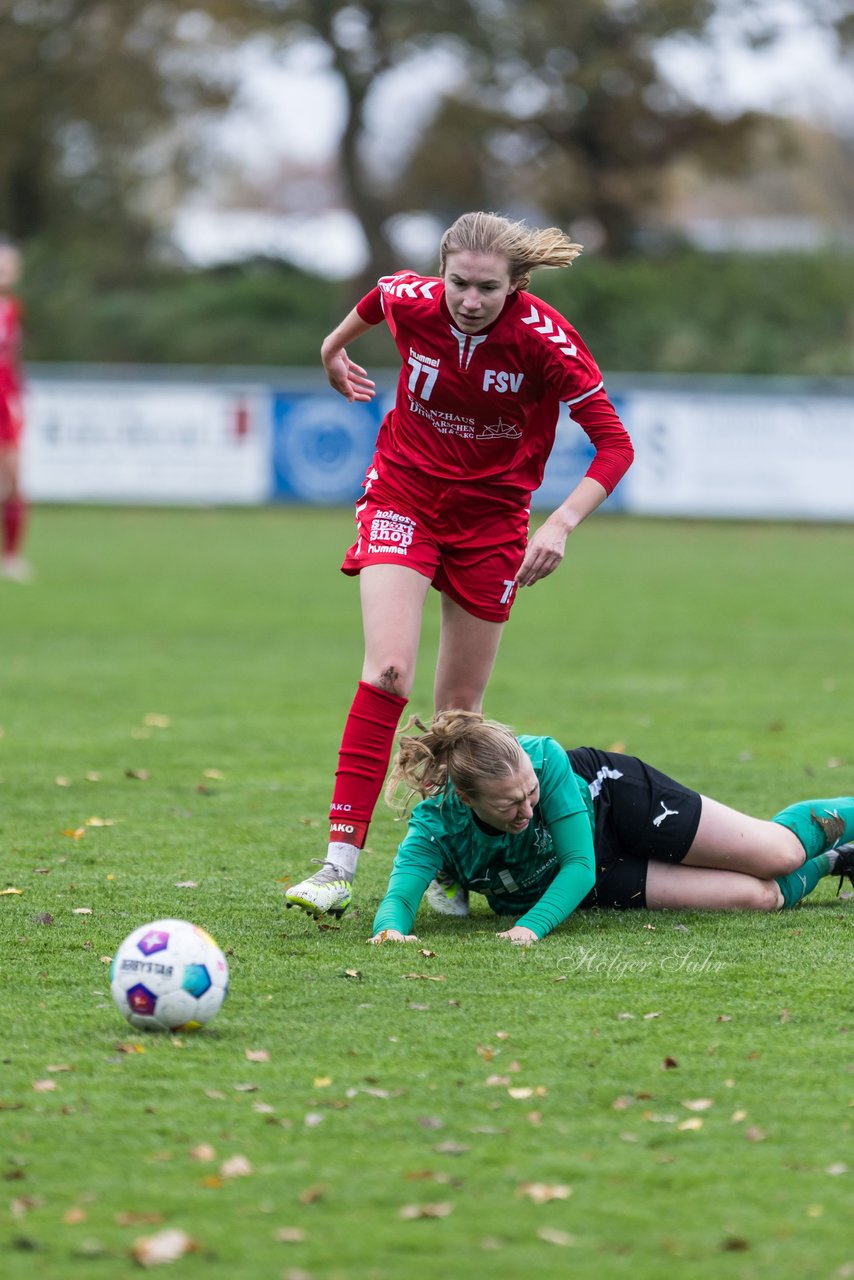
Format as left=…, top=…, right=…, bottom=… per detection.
left=747, top=879, right=783, bottom=912
left=777, top=843, right=806, bottom=874
left=370, top=664, right=411, bottom=699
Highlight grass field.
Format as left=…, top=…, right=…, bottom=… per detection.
left=1, top=507, right=853, bottom=1280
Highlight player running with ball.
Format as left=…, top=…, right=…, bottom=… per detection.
left=285, top=212, right=634, bottom=920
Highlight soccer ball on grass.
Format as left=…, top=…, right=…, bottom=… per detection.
left=110, top=919, right=229, bottom=1031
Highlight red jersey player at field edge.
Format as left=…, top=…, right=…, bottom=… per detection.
left=0, top=241, right=31, bottom=583
left=284, top=211, right=634, bottom=921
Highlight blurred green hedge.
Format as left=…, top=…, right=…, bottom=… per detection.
left=20, top=244, right=854, bottom=376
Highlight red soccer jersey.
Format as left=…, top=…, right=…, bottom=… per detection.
left=356, top=271, right=632, bottom=500
left=0, top=295, right=23, bottom=395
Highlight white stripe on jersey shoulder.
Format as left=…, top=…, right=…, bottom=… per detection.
left=563, top=380, right=604, bottom=407
left=378, top=271, right=439, bottom=301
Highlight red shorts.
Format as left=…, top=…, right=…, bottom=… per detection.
left=0, top=390, right=23, bottom=447
left=341, top=455, right=530, bottom=623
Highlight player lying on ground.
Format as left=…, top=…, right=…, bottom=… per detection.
left=368, top=712, right=854, bottom=945
left=284, top=211, right=633, bottom=921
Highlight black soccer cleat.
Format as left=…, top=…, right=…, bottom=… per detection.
left=833, top=843, right=854, bottom=895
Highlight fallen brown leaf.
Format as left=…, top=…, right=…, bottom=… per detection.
left=537, top=1226, right=576, bottom=1247
left=189, top=1144, right=216, bottom=1162
left=399, top=1202, right=453, bottom=1220
left=11, top=1196, right=44, bottom=1217
left=131, top=1228, right=197, bottom=1266
left=32, top=1079, right=57, bottom=1092
left=298, top=1183, right=327, bottom=1205
left=220, top=1155, right=252, bottom=1178
left=244, top=1049, right=270, bottom=1063
left=517, top=1182, right=572, bottom=1204
left=273, top=1227, right=306, bottom=1243
left=402, top=973, right=446, bottom=983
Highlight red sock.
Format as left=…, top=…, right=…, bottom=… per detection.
left=329, top=681, right=407, bottom=847
left=3, top=496, right=26, bottom=556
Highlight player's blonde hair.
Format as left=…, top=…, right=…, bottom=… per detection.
left=385, top=710, right=527, bottom=812
left=439, top=212, right=583, bottom=289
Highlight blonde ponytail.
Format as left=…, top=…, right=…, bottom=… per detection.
left=385, top=710, right=526, bottom=813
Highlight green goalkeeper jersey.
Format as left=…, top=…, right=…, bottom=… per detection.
left=372, top=736, right=596, bottom=940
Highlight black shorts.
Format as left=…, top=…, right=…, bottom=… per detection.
left=567, top=748, right=702, bottom=909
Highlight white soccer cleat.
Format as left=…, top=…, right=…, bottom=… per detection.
left=1, top=555, right=34, bottom=583
left=284, top=861, right=352, bottom=919
left=425, top=875, right=470, bottom=917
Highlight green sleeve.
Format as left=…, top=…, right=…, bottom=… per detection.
left=512, top=741, right=596, bottom=938
left=372, top=829, right=444, bottom=935
left=513, top=808, right=596, bottom=938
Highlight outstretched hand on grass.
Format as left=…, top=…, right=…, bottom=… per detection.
left=496, top=926, right=538, bottom=945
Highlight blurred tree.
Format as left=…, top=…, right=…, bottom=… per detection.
left=261, top=0, right=853, bottom=279
left=2, top=0, right=849, bottom=290
left=259, top=0, right=490, bottom=290
left=399, top=0, right=768, bottom=257
left=0, top=0, right=236, bottom=276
